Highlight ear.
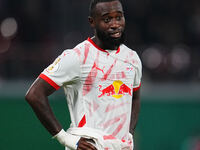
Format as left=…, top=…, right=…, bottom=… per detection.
left=88, top=16, right=95, bottom=28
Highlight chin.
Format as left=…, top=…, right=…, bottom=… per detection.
left=96, top=29, right=125, bottom=48
left=108, top=38, right=122, bottom=46
left=107, top=35, right=125, bottom=47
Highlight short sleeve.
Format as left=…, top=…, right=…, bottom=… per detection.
left=132, top=52, right=142, bottom=91
left=39, top=49, right=81, bottom=89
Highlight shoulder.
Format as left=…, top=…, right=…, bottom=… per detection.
left=70, top=38, right=99, bottom=63
left=120, top=44, right=139, bottom=56
left=59, top=39, right=90, bottom=61
left=73, top=39, right=91, bottom=51
left=120, top=44, right=142, bottom=79
left=120, top=44, right=142, bottom=66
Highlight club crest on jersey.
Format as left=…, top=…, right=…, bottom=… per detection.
left=46, top=57, right=61, bottom=73
left=98, top=80, right=132, bottom=99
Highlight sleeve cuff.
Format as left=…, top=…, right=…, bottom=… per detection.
left=133, top=83, right=141, bottom=92
left=39, top=74, right=60, bottom=90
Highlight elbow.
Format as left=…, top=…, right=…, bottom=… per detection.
left=25, top=90, right=32, bottom=103
left=25, top=87, right=39, bottom=104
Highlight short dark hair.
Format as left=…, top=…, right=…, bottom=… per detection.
left=89, top=0, right=122, bottom=17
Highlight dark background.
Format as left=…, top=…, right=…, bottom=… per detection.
left=0, top=0, right=200, bottom=150
left=0, top=0, right=199, bottom=82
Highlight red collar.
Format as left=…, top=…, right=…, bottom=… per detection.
left=87, top=37, right=120, bottom=54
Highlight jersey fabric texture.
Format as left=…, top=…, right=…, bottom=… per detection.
left=39, top=37, right=142, bottom=146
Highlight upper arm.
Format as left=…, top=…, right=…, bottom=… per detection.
left=132, top=51, right=142, bottom=101
left=132, top=88, right=140, bottom=101
left=25, top=77, right=56, bottom=102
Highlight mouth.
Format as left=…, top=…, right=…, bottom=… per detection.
left=109, top=31, right=121, bottom=38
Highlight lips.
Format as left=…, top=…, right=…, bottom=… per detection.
left=109, top=31, right=121, bottom=38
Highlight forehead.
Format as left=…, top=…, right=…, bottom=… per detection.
left=94, top=1, right=123, bottom=17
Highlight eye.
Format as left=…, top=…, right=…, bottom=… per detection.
left=104, top=17, right=110, bottom=23
left=116, top=16, right=122, bottom=21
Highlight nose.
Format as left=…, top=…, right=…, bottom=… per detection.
left=110, top=18, right=120, bottom=29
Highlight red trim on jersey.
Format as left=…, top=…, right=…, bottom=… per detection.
left=103, top=135, right=116, bottom=140
left=116, top=47, right=120, bottom=54
left=87, top=37, right=120, bottom=54
left=78, top=115, right=86, bottom=127
left=39, top=74, right=60, bottom=90
left=133, top=83, right=141, bottom=92
left=121, top=139, right=126, bottom=143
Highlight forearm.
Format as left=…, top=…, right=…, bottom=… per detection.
left=130, top=89, right=141, bottom=135
left=27, top=95, right=62, bottom=136
left=25, top=78, right=82, bottom=149
left=129, top=98, right=140, bottom=135
left=25, top=78, right=62, bottom=136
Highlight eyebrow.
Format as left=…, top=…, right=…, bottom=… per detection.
left=101, top=11, right=124, bottom=17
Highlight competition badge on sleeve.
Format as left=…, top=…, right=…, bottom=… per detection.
left=46, top=57, right=61, bottom=74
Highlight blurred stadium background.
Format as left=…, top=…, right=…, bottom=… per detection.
left=0, top=0, right=200, bottom=150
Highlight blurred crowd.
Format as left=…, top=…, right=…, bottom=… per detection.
left=0, top=0, right=199, bottom=82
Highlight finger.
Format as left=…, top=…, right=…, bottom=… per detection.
left=78, top=142, right=97, bottom=150
left=78, top=138, right=97, bottom=150
left=86, top=139, right=95, bottom=144
left=78, top=143, right=96, bottom=150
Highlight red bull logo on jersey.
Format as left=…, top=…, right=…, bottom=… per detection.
left=98, top=80, right=132, bottom=99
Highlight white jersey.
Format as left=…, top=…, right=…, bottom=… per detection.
left=40, top=37, right=142, bottom=146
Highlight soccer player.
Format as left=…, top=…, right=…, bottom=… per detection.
left=25, top=0, right=142, bottom=149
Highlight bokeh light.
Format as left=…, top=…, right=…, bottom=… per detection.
left=168, top=46, right=191, bottom=73
left=141, top=47, right=163, bottom=70
left=0, top=17, right=18, bottom=39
